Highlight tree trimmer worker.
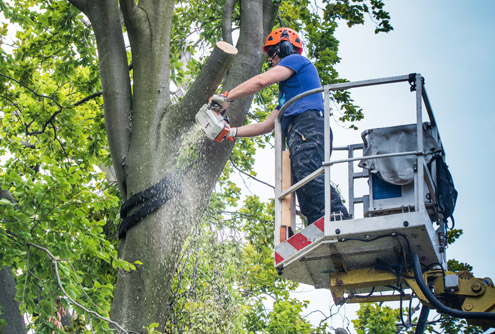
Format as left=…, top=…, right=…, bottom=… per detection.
left=211, top=27, right=349, bottom=224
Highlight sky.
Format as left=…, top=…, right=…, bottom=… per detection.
left=332, top=0, right=495, bottom=281
left=246, top=0, right=495, bottom=330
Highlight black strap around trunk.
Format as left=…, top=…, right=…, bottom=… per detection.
left=118, top=174, right=181, bottom=239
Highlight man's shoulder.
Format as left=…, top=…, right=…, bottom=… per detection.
left=279, top=54, right=312, bottom=71
left=281, top=54, right=310, bottom=64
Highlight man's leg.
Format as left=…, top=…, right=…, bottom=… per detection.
left=288, top=113, right=349, bottom=224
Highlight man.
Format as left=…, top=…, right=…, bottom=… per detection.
left=212, top=27, right=349, bottom=224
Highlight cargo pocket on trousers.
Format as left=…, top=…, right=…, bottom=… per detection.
left=290, top=141, right=322, bottom=179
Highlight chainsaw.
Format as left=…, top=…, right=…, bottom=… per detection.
left=195, top=101, right=232, bottom=142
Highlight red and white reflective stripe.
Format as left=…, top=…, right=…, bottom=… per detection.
left=274, top=217, right=324, bottom=265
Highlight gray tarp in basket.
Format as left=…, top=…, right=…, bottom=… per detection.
left=358, top=123, right=442, bottom=185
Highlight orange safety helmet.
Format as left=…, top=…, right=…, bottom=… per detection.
left=263, top=27, right=303, bottom=55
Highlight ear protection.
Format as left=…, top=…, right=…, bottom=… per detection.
left=268, top=30, right=299, bottom=66
left=278, top=40, right=294, bottom=58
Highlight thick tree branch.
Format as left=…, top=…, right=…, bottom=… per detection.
left=183, top=0, right=272, bottom=202
left=262, top=0, right=279, bottom=39
left=120, top=0, right=136, bottom=12
left=222, top=0, right=237, bottom=44
left=176, top=41, right=238, bottom=128
left=68, top=0, right=132, bottom=197
left=118, top=0, right=177, bottom=184
left=120, top=0, right=173, bottom=104
left=119, top=0, right=145, bottom=34
left=66, top=0, right=87, bottom=11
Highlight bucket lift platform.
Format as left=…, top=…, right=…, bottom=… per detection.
left=273, top=74, right=448, bottom=302
left=274, top=211, right=442, bottom=290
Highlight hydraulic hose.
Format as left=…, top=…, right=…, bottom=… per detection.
left=411, top=253, right=495, bottom=320
left=415, top=304, right=430, bottom=334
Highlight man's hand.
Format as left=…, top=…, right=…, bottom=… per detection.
left=209, top=92, right=231, bottom=113
left=224, top=126, right=237, bottom=141
left=214, top=123, right=237, bottom=142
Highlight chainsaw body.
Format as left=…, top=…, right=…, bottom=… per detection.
left=195, top=103, right=230, bottom=142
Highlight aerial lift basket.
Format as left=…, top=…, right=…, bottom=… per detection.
left=273, top=74, right=446, bottom=296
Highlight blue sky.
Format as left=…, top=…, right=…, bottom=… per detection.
left=333, top=0, right=495, bottom=280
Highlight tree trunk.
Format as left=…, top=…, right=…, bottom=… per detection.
left=68, top=0, right=278, bottom=331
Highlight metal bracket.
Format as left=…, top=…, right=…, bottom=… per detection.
left=409, top=73, right=425, bottom=92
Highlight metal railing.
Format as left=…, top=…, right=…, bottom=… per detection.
left=274, top=73, right=441, bottom=246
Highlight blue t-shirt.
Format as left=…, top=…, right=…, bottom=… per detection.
left=276, top=54, right=324, bottom=133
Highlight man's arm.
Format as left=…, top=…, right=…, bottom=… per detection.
left=227, top=65, right=294, bottom=101
left=217, top=65, right=292, bottom=140
left=235, top=108, right=280, bottom=137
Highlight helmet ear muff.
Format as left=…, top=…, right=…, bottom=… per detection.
left=279, top=40, right=294, bottom=58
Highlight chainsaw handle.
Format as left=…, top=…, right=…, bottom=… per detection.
left=209, top=94, right=230, bottom=113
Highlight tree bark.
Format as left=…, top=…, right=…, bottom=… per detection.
left=68, top=0, right=279, bottom=332
left=0, top=190, right=26, bottom=333
left=178, top=41, right=238, bottom=128
left=120, top=0, right=175, bottom=188
left=0, top=266, right=27, bottom=334
left=110, top=41, right=238, bottom=333
left=222, top=0, right=237, bottom=44
left=68, top=0, right=132, bottom=197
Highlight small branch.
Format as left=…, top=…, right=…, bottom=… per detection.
left=304, top=309, right=328, bottom=319
left=229, top=157, right=274, bottom=189
left=67, top=261, right=105, bottom=314
left=24, top=108, right=62, bottom=136
left=27, top=242, right=129, bottom=334
left=53, top=128, right=71, bottom=165
left=217, top=210, right=272, bottom=224
left=73, top=91, right=103, bottom=106
left=0, top=76, right=67, bottom=139
left=214, top=269, right=233, bottom=304
left=0, top=73, right=63, bottom=109
left=0, top=94, right=24, bottom=117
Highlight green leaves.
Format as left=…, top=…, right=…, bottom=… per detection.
left=439, top=315, right=484, bottom=334
left=0, top=2, right=123, bottom=332
left=353, top=303, right=401, bottom=334
left=320, top=0, right=392, bottom=33
left=164, top=188, right=325, bottom=333
left=266, top=299, right=313, bottom=334
left=447, top=259, right=473, bottom=273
